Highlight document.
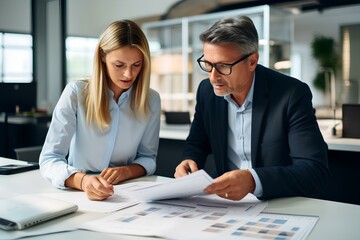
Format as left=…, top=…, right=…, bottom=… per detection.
left=80, top=193, right=267, bottom=237
left=39, top=191, right=139, bottom=213
left=36, top=170, right=211, bottom=213
left=80, top=198, right=317, bottom=240
left=80, top=174, right=318, bottom=240
left=120, top=169, right=215, bottom=201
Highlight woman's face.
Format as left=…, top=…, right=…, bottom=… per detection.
left=103, top=46, right=143, bottom=100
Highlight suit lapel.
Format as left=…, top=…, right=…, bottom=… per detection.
left=214, top=96, right=228, bottom=174
left=251, top=65, right=269, bottom=167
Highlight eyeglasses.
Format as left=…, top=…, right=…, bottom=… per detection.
left=197, top=52, right=253, bottom=75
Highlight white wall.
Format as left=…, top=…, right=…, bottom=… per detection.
left=0, top=0, right=31, bottom=33
left=67, top=0, right=180, bottom=37
left=293, top=4, right=360, bottom=107
left=0, top=0, right=180, bottom=35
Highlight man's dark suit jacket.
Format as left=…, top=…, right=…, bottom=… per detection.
left=182, top=64, right=329, bottom=200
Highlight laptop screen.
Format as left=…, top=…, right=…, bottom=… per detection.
left=164, top=111, right=191, bottom=125
left=342, top=104, right=360, bottom=138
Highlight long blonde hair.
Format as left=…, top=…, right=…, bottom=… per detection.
left=84, top=20, right=151, bottom=129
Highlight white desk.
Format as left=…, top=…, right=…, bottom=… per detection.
left=1, top=157, right=359, bottom=240
left=317, top=119, right=360, bottom=152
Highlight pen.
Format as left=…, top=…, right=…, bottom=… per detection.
left=187, top=166, right=192, bottom=175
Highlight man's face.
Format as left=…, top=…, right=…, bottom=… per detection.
left=203, top=43, right=258, bottom=101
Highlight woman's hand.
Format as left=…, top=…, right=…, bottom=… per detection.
left=100, top=164, right=146, bottom=185
left=81, top=175, right=114, bottom=201
left=100, top=167, right=129, bottom=185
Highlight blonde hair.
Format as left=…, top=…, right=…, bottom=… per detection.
left=83, top=20, right=151, bottom=129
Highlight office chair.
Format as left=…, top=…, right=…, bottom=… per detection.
left=14, top=146, right=42, bottom=163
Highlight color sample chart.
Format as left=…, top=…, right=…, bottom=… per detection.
left=81, top=201, right=318, bottom=240
left=223, top=213, right=318, bottom=239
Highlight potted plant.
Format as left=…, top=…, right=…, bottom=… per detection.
left=311, top=35, right=340, bottom=93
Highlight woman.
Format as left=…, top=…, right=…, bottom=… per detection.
left=39, top=20, right=161, bottom=201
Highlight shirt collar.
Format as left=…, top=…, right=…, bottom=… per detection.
left=108, top=86, right=132, bottom=106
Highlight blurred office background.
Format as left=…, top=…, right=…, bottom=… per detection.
left=1, top=0, right=359, bottom=113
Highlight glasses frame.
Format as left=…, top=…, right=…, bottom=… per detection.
left=197, top=52, right=254, bottom=75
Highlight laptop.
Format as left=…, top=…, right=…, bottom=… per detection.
left=342, top=104, right=360, bottom=138
left=0, top=195, right=78, bottom=230
left=164, top=111, right=191, bottom=125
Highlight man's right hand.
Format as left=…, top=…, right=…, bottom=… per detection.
left=174, top=159, right=199, bottom=178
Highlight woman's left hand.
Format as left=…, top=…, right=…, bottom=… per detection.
left=100, top=167, right=128, bottom=185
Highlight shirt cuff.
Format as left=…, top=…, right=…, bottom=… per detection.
left=249, top=169, right=263, bottom=197
left=131, top=157, right=156, bottom=176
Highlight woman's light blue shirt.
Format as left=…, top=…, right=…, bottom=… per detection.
left=39, top=81, right=161, bottom=189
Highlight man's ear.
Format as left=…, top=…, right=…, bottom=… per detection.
left=249, top=52, right=259, bottom=71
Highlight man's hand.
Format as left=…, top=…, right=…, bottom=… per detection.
left=204, top=169, right=255, bottom=201
left=174, top=159, right=199, bottom=178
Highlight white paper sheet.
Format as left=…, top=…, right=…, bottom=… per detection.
left=120, top=169, right=215, bottom=201
left=37, top=170, right=213, bottom=213
left=39, top=191, right=139, bottom=213
left=152, top=193, right=266, bottom=216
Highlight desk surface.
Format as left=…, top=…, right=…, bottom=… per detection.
left=1, top=157, right=359, bottom=240
left=0, top=113, right=51, bottom=125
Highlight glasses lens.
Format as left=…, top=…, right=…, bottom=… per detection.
left=198, top=60, right=212, bottom=72
left=197, top=58, right=232, bottom=75
left=215, top=64, right=231, bottom=75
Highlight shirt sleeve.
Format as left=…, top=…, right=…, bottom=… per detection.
left=130, top=89, right=161, bottom=175
left=39, top=82, right=82, bottom=189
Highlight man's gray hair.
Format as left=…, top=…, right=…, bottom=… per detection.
left=199, top=16, right=258, bottom=54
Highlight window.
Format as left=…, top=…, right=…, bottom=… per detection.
left=66, top=36, right=98, bottom=83
left=0, top=33, right=33, bottom=83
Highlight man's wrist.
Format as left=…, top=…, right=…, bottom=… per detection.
left=248, top=169, right=263, bottom=197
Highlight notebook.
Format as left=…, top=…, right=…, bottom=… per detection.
left=0, top=195, right=78, bottom=230
left=0, top=162, right=39, bottom=175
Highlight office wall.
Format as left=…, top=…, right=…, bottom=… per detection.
left=0, top=0, right=31, bottom=33
left=67, top=0, right=180, bottom=37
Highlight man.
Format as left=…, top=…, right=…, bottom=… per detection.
left=174, top=16, right=329, bottom=201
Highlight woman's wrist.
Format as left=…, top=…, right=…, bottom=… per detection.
left=65, top=172, right=87, bottom=190
left=79, top=173, right=86, bottom=190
